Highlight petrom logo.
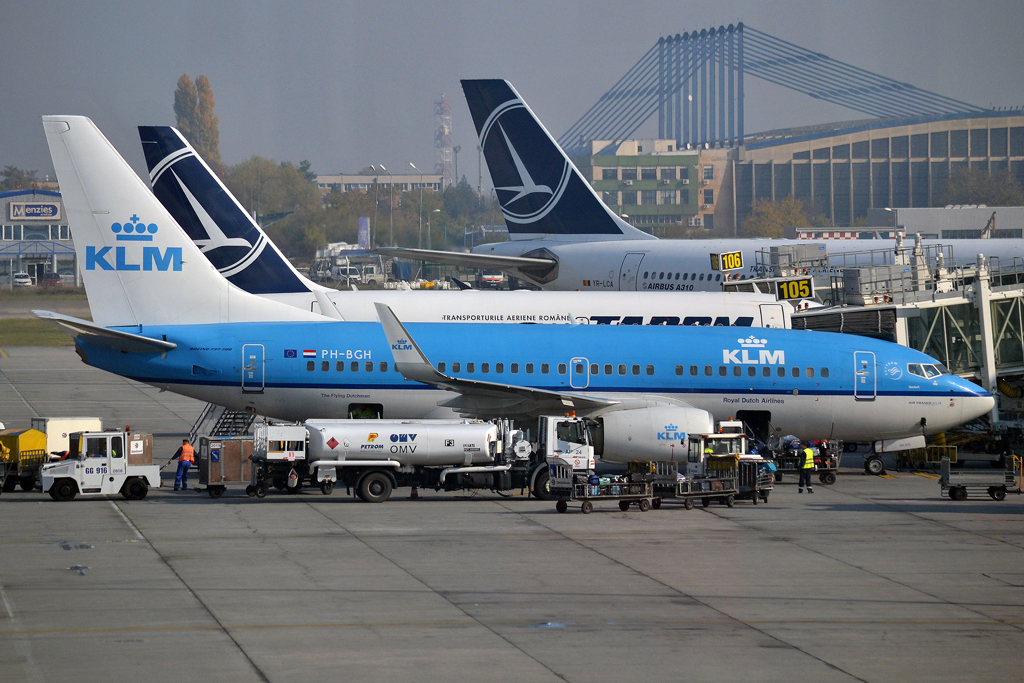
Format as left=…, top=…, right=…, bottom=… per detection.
left=722, top=336, right=785, bottom=365
left=392, top=337, right=413, bottom=351
left=85, top=216, right=182, bottom=271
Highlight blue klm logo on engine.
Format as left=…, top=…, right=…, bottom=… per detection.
left=85, top=215, right=182, bottom=271
left=657, top=423, right=687, bottom=441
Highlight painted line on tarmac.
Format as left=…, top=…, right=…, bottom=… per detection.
left=878, top=474, right=896, bottom=479
left=4, top=616, right=1019, bottom=636
left=108, top=500, right=144, bottom=540
left=913, top=472, right=940, bottom=480
left=0, top=349, right=8, bottom=358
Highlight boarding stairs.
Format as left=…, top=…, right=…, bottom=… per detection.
left=188, top=403, right=258, bottom=444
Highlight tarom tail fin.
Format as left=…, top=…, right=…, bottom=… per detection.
left=461, top=79, right=654, bottom=242
left=138, top=125, right=317, bottom=294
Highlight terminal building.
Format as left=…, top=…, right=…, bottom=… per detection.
left=315, top=173, right=444, bottom=196
left=563, top=24, right=1024, bottom=234
left=0, top=189, right=77, bottom=286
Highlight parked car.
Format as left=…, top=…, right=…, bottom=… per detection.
left=12, top=272, right=33, bottom=287
left=41, top=273, right=63, bottom=287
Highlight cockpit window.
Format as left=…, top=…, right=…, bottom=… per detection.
left=909, top=363, right=947, bottom=379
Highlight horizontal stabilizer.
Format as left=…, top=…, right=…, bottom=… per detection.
left=33, top=310, right=176, bottom=354
left=374, top=303, right=618, bottom=419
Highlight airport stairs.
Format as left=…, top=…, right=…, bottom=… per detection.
left=188, top=403, right=257, bottom=444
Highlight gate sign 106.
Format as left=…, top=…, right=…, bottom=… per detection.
left=710, top=251, right=743, bottom=271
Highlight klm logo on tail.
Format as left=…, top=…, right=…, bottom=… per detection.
left=86, top=217, right=182, bottom=272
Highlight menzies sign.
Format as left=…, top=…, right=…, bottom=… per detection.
left=9, top=202, right=61, bottom=221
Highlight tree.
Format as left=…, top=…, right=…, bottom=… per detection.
left=173, top=74, right=198, bottom=141
left=935, top=167, right=1024, bottom=207
left=0, top=166, right=39, bottom=191
left=298, top=160, right=317, bottom=182
left=194, top=75, right=221, bottom=167
left=223, top=156, right=320, bottom=218
left=740, top=197, right=810, bottom=238
left=173, top=74, right=221, bottom=171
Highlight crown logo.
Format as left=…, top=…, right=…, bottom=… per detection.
left=664, top=424, right=678, bottom=431
left=396, top=338, right=408, bottom=345
left=111, top=214, right=158, bottom=242
left=738, top=336, right=767, bottom=348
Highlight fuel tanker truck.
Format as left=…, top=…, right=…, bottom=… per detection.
left=241, top=405, right=715, bottom=503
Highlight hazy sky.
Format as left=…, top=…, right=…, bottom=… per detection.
left=2, top=0, right=1022, bottom=185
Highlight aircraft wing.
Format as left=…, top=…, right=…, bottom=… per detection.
left=375, top=247, right=555, bottom=274
left=374, top=303, right=617, bottom=419
left=33, top=310, right=177, bottom=354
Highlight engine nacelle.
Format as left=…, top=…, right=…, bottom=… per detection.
left=594, top=406, right=714, bottom=463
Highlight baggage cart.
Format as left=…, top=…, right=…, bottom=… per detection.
left=940, top=455, right=1022, bottom=501
left=0, top=428, right=49, bottom=492
left=642, top=457, right=741, bottom=510
left=737, top=457, right=774, bottom=504
left=770, top=441, right=841, bottom=485
left=550, top=464, right=654, bottom=514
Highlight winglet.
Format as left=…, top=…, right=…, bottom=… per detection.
left=374, top=303, right=447, bottom=384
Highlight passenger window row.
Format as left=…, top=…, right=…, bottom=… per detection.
left=308, top=360, right=393, bottom=372
left=434, top=362, right=657, bottom=377
left=676, top=365, right=829, bottom=379
left=642, top=271, right=756, bottom=282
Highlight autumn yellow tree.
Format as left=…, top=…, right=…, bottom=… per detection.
left=173, top=74, right=221, bottom=170
left=740, top=197, right=810, bottom=238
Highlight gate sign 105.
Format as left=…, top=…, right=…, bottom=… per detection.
left=776, top=277, right=814, bottom=301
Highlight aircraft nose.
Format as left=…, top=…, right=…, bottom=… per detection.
left=960, top=387, right=995, bottom=422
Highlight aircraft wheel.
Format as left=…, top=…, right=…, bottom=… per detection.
left=865, top=456, right=886, bottom=476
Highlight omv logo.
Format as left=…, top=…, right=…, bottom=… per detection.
left=85, top=214, right=182, bottom=272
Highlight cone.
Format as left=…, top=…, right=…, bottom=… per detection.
left=409, top=486, right=420, bottom=500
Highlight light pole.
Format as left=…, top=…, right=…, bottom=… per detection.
left=370, top=165, right=379, bottom=247
left=380, top=164, right=393, bottom=246
left=409, top=162, right=423, bottom=250
left=428, top=208, right=440, bottom=251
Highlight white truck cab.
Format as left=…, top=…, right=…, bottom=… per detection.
left=41, top=429, right=160, bottom=501
left=540, top=416, right=596, bottom=471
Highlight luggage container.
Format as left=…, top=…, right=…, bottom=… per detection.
left=0, top=428, right=48, bottom=492
left=30, top=417, right=103, bottom=454
left=549, top=464, right=655, bottom=514
left=198, top=436, right=254, bottom=498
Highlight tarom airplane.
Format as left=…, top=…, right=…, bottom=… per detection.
left=379, top=79, right=1024, bottom=291
left=136, top=124, right=793, bottom=328
left=38, top=115, right=994, bottom=469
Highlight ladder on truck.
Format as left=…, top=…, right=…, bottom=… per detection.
left=189, top=404, right=257, bottom=445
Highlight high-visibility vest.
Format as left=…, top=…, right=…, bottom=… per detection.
left=180, top=443, right=195, bottom=463
left=801, top=448, right=815, bottom=469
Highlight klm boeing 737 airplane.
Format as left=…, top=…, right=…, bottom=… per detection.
left=136, top=124, right=793, bottom=328
left=380, top=79, right=1024, bottom=291
left=38, top=115, right=994, bottom=447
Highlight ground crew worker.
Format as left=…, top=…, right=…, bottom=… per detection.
left=172, top=438, right=194, bottom=491
left=799, top=442, right=815, bottom=493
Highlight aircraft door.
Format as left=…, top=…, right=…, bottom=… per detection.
left=618, top=253, right=645, bottom=291
left=759, top=304, right=785, bottom=328
left=854, top=351, right=876, bottom=401
left=570, top=357, right=589, bottom=389
left=242, top=344, right=265, bottom=394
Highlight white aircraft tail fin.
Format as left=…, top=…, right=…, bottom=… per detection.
left=42, top=116, right=322, bottom=327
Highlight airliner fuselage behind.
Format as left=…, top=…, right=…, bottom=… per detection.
left=474, top=237, right=1024, bottom=293
left=77, top=320, right=993, bottom=443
